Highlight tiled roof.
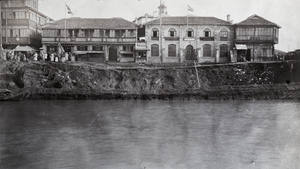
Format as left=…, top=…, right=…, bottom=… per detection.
left=42, top=17, right=137, bottom=30
left=145, top=16, right=231, bottom=25
left=236, top=14, right=280, bottom=28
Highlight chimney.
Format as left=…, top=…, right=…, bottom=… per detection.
left=227, top=14, right=230, bottom=22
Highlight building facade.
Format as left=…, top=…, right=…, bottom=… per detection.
left=41, top=17, right=137, bottom=62
left=1, top=0, right=52, bottom=50
left=233, top=15, right=280, bottom=62
left=143, top=16, right=234, bottom=63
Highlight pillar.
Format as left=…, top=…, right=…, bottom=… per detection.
left=216, top=49, right=220, bottom=63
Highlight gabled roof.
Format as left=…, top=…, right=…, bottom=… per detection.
left=235, top=14, right=281, bottom=28
left=42, top=17, right=137, bottom=30
left=145, top=16, right=231, bottom=26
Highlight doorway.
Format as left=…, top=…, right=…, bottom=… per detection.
left=109, top=46, right=118, bottom=62
left=186, top=45, right=195, bottom=61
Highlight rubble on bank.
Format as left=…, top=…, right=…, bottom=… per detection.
left=0, top=60, right=300, bottom=100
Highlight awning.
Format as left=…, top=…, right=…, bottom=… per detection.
left=14, top=45, right=37, bottom=52
left=235, top=44, right=247, bottom=50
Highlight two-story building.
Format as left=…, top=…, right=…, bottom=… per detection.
left=1, top=0, right=52, bottom=50
left=234, top=14, right=280, bottom=62
left=143, top=16, right=233, bottom=63
left=41, top=17, right=137, bottom=62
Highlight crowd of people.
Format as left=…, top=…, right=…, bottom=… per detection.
left=0, top=51, right=78, bottom=63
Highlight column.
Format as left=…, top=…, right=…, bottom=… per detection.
left=216, top=49, right=220, bottom=63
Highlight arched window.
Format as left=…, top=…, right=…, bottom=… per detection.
left=203, top=28, right=211, bottom=37
left=151, top=28, right=159, bottom=40
left=220, top=28, right=229, bottom=41
left=151, top=28, right=159, bottom=37
left=168, top=44, right=176, bottom=57
left=151, top=44, right=159, bottom=56
left=186, top=28, right=194, bottom=37
left=168, top=28, right=176, bottom=37
left=203, top=44, right=211, bottom=57
left=220, top=44, right=229, bottom=57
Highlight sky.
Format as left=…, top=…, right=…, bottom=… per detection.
left=38, top=0, right=300, bottom=52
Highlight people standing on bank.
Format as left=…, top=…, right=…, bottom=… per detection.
left=54, top=54, right=59, bottom=62
left=50, top=53, right=55, bottom=62
left=33, top=52, right=38, bottom=61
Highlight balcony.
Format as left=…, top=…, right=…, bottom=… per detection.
left=183, top=37, right=196, bottom=41
left=2, top=37, right=30, bottom=44
left=164, top=37, right=180, bottom=41
left=220, top=37, right=229, bottom=41
left=151, top=37, right=159, bottom=41
left=42, top=37, right=136, bottom=43
left=236, top=35, right=278, bottom=44
left=199, top=37, right=215, bottom=41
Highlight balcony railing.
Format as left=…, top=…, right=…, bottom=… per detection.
left=164, top=37, right=180, bottom=41
left=42, top=37, right=136, bottom=43
left=2, top=37, right=30, bottom=44
left=199, top=37, right=215, bottom=41
left=236, top=35, right=278, bottom=43
left=220, top=37, right=229, bottom=41
left=151, top=37, right=159, bottom=41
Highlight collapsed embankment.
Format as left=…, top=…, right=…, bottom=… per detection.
left=1, top=60, right=300, bottom=100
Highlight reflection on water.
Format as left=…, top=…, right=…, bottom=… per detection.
left=0, top=100, right=299, bottom=169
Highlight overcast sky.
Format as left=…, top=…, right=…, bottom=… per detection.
left=39, top=0, right=300, bottom=52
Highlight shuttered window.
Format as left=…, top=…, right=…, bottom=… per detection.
left=220, top=44, right=229, bottom=57
left=168, top=44, right=176, bottom=57
left=151, top=44, right=159, bottom=56
left=203, top=44, right=211, bottom=57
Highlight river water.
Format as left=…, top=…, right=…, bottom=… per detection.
left=0, top=100, right=299, bottom=169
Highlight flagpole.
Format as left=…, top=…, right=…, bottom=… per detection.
left=159, top=0, right=163, bottom=62
left=187, top=5, right=189, bottom=29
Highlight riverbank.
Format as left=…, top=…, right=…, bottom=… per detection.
left=1, top=60, right=300, bottom=100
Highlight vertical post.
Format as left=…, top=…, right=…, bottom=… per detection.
left=5, top=9, right=7, bottom=43
left=194, top=61, right=201, bottom=89
left=0, top=2, right=2, bottom=57
left=64, top=2, right=66, bottom=43
left=159, top=0, right=163, bottom=62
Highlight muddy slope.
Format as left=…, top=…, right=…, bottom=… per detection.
left=1, top=60, right=300, bottom=100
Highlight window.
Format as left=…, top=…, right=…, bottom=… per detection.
left=204, top=28, right=211, bottom=37
left=262, top=49, right=268, bottom=57
left=151, top=44, right=159, bottom=56
left=152, top=28, right=159, bottom=37
left=105, top=30, right=110, bottom=37
left=187, top=28, right=194, bottom=37
left=220, top=28, right=229, bottom=41
left=93, top=46, right=103, bottom=51
left=77, top=46, right=88, bottom=51
left=274, top=28, right=278, bottom=37
left=122, top=46, right=134, bottom=51
left=169, top=28, right=176, bottom=37
left=93, top=29, right=100, bottom=37
left=220, top=44, right=229, bottom=57
left=78, top=29, right=85, bottom=37
left=220, top=28, right=228, bottom=37
left=203, top=44, right=211, bottom=57
left=126, top=30, right=135, bottom=37
left=20, top=29, right=28, bottom=37
left=115, top=30, right=126, bottom=37
left=168, top=44, right=176, bottom=57
left=47, top=46, right=57, bottom=54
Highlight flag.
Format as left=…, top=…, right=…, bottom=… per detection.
left=188, top=5, right=194, bottom=12
left=66, top=4, right=73, bottom=15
